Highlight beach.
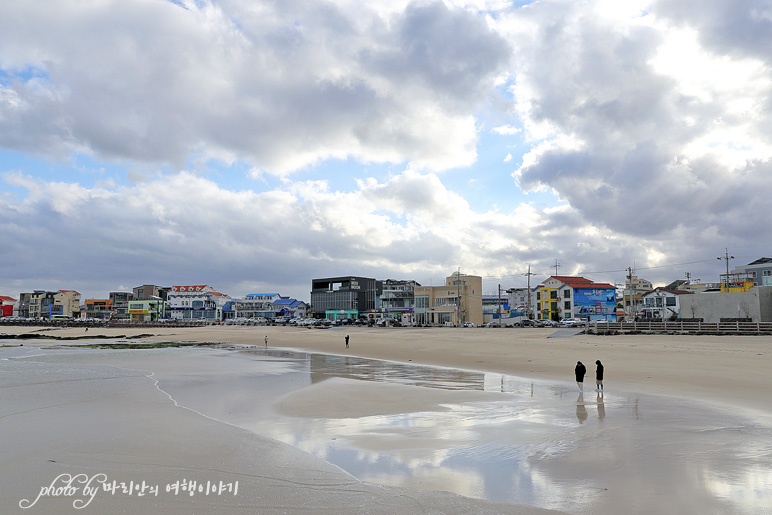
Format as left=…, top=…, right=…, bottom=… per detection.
left=1, top=325, right=770, bottom=514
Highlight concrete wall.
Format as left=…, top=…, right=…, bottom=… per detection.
left=679, top=286, right=772, bottom=322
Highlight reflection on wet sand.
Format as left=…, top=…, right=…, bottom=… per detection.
left=158, top=347, right=772, bottom=515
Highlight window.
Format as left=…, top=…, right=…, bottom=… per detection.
left=564, top=301, right=571, bottom=309
left=563, top=290, right=571, bottom=298
left=666, top=297, right=676, bottom=306
left=550, top=291, right=557, bottom=299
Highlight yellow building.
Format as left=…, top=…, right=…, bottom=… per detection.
left=414, top=272, right=483, bottom=326
left=719, top=272, right=754, bottom=293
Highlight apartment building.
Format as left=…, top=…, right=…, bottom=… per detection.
left=310, top=276, right=378, bottom=318
left=414, top=272, right=483, bottom=326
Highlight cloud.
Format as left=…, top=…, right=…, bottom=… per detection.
left=499, top=0, right=772, bottom=244
left=0, top=0, right=510, bottom=174
left=1, top=0, right=770, bottom=302
left=1, top=169, right=647, bottom=299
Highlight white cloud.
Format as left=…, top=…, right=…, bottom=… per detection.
left=1, top=0, right=771, bottom=301
left=0, top=0, right=509, bottom=174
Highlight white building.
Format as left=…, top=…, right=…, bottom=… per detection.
left=640, top=288, right=693, bottom=320
left=166, top=285, right=230, bottom=320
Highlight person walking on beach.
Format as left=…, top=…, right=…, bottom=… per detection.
left=595, top=360, right=604, bottom=391
left=575, top=361, right=586, bottom=393
left=345, top=334, right=349, bottom=348
left=264, top=335, right=268, bottom=347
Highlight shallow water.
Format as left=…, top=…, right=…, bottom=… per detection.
left=154, top=347, right=772, bottom=515
left=3, top=341, right=770, bottom=514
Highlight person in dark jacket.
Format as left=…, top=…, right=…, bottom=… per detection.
left=595, top=360, right=604, bottom=391
left=575, top=361, right=587, bottom=392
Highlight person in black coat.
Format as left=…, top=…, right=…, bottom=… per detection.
left=575, top=361, right=587, bottom=392
left=595, top=360, right=604, bottom=391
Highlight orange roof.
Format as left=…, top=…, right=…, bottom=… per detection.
left=546, top=276, right=616, bottom=290
left=0, top=295, right=16, bottom=302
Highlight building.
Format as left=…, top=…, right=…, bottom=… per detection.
left=679, top=286, right=772, bottom=322
left=271, top=298, right=308, bottom=319
left=166, top=285, right=230, bottom=320
left=310, top=276, right=378, bottom=319
left=537, top=276, right=617, bottom=322
left=133, top=285, right=170, bottom=301
left=232, top=293, right=282, bottom=319
left=506, top=288, right=537, bottom=320
left=730, top=258, right=772, bottom=287
left=109, top=291, right=133, bottom=320
left=380, top=279, right=420, bottom=324
left=640, top=288, right=694, bottom=320
left=621, top=275, right=653, bottom=318
left=22, top=290, right=82, bottom=319
left=414, top=272, right=483, bottom=326
left=0, top=296, right=16, bottom=317
left=128, top=298, right=165, bottom=321
left=83, top=299, right=112, bottom=319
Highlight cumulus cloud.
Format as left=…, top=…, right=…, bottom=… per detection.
left=1, top=0, right=770, bottom=300
left=501, top=0, right=772, bottom=248
left=0, top=0, right=509, bottom=173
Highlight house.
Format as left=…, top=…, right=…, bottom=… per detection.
left=271, top=298, right=308, bottom=319
left=166, top=285, right=230, bottom=321
left=0, top=296, right=16, bottom=317
left=537, top=276, right=617, bottom=322
left=414, top=272, right=483, bottom=326
left=640, top=288, right=694, bottom=320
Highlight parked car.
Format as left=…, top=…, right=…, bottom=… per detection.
left=517, top=319, right=539, bottom=327
left=462, top=322, right=476, bottom=327
left=560, top=318, right=584, bottom=327
left=539, top=319, right=558, bottom=327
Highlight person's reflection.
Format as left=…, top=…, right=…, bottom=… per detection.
left=597, top=391, right=605, bottom=421
left=576, top=393, right=588, bottom=423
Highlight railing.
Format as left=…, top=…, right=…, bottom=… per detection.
left=589, top=321, right=772, bottom=335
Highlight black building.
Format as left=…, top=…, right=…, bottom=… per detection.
left=310, top=276, right=378, bottom=318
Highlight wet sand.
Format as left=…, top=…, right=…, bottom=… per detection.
left=1, top=325, right=771, bottom=513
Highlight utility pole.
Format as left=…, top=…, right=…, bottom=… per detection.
left=717, top=248, right=734, bottom=291
left=457, top=267, right=462, bottom=326
left=497, top=284, right=501, bottom=324
left=553, top=260, right=562, bottom=276
left=626, top=266, right=633, bottom=321
left=685, top=272, right=691, bottom=285
left=523, top=265, right=535, bottom=319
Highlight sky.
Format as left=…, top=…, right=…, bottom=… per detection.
left=1, top=0, right=771, bottom=303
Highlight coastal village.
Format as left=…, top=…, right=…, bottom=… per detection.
left=2, top=257, right=771, bottom=326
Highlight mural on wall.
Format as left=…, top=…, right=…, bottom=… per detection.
left=573, top=288, right=617, bottom=321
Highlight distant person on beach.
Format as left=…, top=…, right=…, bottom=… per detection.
left=264, top=335, right=268, bottom=347
left=575, top=361, right=586, bottom=392
left=595, top=360, right=604, bottom=391
left=345, top=335, right=349, bottom=348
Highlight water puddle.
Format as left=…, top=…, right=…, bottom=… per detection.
left=155, top=348, right=772, bottom=515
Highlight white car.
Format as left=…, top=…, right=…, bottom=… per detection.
left=560, top=318, right=584, bottom=327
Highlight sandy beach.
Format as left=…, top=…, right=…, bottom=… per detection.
left=1, top=325, right=770, bottom=514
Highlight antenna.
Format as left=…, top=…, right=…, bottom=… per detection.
left=553, top=259, right=562, bottom=276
